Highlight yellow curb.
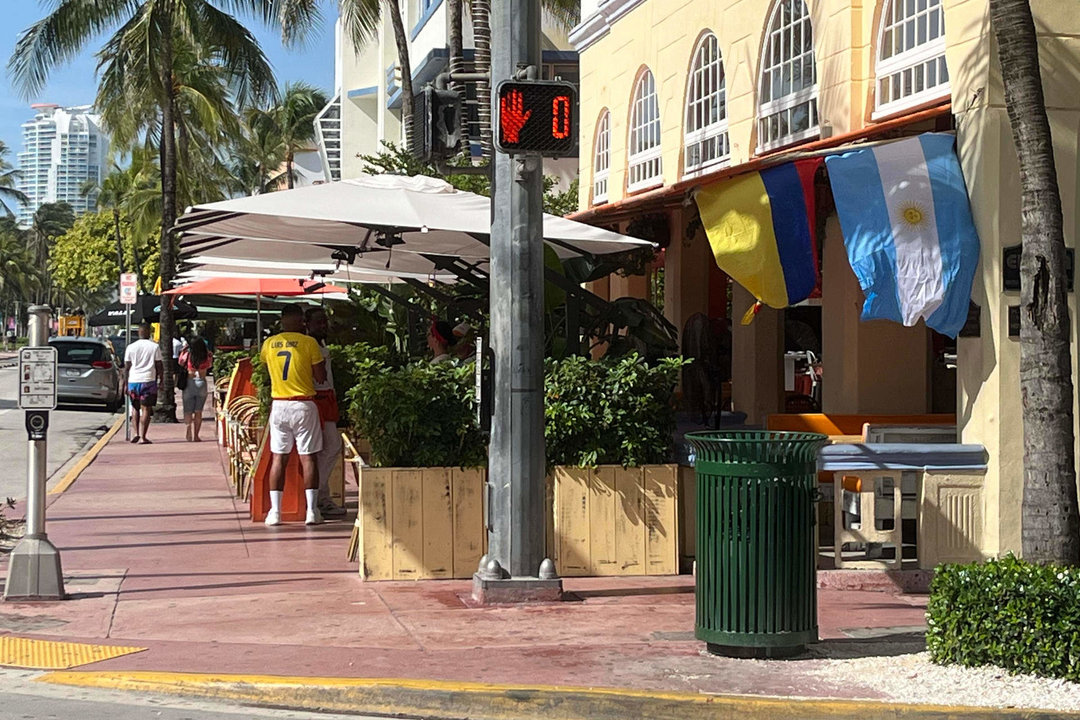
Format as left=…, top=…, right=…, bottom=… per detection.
left=49, top=416, right=124, bottom=495
left=35, top=671, right=1078, bottom=720
left=0, top=637, right=145, bottom=670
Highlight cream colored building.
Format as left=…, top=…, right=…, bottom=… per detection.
left=568, top=0, right=1080, bottom=560
left=324, top=2, right=580, bottom=182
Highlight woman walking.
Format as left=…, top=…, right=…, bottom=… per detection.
left=179, top=337, right=213, bottom=441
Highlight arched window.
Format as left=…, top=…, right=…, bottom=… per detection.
left=684, top=33, right=729, bottom=177
left=875, top=0, right=949, bottom=117
left=627, top=69, right=663, bottom=192
left=593, top=111, right=611, bottom=205
left=757, top=0, right=818, bottom=152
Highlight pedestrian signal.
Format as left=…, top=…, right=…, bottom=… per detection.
left=495, top=81, right=577, bottom=158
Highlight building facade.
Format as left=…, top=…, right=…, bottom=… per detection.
left=16, top=104, right=109, bottom=227
left=327, top=2, right=580, bottom=182
left=569, top=0, right=1080, bottom=559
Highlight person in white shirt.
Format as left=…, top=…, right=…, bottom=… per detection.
left=124, top=322, right=164, bottom=444
left=305, top=307, right=346, bottom=517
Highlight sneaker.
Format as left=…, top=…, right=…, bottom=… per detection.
left=317, top=500, right=347, bottom=517
left=305, top=506, right=323, bottom=526
left=264, top=509, right=281, bottom=527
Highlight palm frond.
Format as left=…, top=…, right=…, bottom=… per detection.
left=8, top=0, right=139, bottom=97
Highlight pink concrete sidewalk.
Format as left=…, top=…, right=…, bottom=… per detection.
left=0, top=416, right=929, bottom=702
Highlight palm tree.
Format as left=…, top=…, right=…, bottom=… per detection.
left=457, top=0, right=580, bottom=157
left=0, top=142, right=27, bottom=218
left=325, top=0, right=416, bottom=147
left=990, top=0, right=1080, bottom=565
left=81, top=163, right=150, bottom=293
left=0, top=222, right=40, bottom=309
left=9, top=0, right=304, bottom=420
left=247, top=82, right=329, bottom=189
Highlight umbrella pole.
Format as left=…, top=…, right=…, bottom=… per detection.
left=256, top=294, right=262, bottom=344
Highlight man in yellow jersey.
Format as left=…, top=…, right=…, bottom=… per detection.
left=261, top=304, right=328, bottom=526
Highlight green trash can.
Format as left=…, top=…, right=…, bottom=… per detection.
left=685, top=430, right=828, bottom=658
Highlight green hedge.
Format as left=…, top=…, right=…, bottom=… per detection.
left=544, top=353, right=687, bottom=467
left=927, top=555, right=1080, bottom=682
left=346, top=361, right=486, bottom=469
left=211, top=349, right=251, bottom=380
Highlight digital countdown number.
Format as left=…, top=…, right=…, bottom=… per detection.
left=495, top=80, right=578, bottom=158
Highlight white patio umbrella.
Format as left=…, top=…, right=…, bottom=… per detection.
left=177, top=257, right=455, bottom=284
left=176, top=174, right=653, bottom=275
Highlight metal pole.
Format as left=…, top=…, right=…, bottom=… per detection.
left=256, top=294, right=262, bottom=344
left=5, top=305, right=65, bottom=601
left=24, top=310, right=48, bottom=539
left=125, top=305, right=131, bottom=441
left=482, top=0, right=550, bottom=582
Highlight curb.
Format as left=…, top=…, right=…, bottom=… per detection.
left=49, top=416, right=124, bottom=495
left=35, top=671, right=1078, bottom=720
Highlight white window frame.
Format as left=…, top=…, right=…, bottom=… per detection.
left=592, top=111, right=611, bottom=205
left=684, top=33, right=730, bottom=178
left=756, top=0, right=819, bottom=153
left=873, top=0, right=950, bottom=119
left=627, top=69, right=663, bottom=193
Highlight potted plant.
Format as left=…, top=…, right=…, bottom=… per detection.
left=347, top=359, right=487, bottom=581
left=545, top=353, right=687, bottom=577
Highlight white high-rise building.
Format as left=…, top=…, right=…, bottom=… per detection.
left=16, top=104, right=109, bottom=227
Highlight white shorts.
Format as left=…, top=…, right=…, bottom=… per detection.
left=269, top=400, right=323, bottom=456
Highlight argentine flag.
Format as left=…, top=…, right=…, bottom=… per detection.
left=825, top=133, right=980, bottom=338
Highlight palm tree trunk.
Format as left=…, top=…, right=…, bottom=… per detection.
left=385, top=0, right=415, bottom=149
left=471, top=0, right=492, bottom=158
left=448, top=0, right=468, bottom=147
left=286, top=152, right=295, bottom=190
left=990, top=0, right=1080, bottom=564
left=113, top=207, right=124, bottom=273
left=156, top=23, right=179, bottom=423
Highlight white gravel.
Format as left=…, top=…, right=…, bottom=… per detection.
left=803, top=651, right=1080, bottom=712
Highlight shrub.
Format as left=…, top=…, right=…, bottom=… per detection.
left=211, top=349, right=251, bottom=380
left=927, top=555, right=1080, bottom=682
left=545, top=353, right=687, bottom=467
left=346, top=361, right=486, bottom=468
left=327, top=342, right=398, bottom=410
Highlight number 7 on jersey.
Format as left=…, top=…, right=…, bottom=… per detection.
left=276, top=350, right=292, bottom=381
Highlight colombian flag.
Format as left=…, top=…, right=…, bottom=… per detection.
left=695, top=158, right=822, bottom=323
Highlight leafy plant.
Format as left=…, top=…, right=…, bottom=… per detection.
left=327, top=342, right=399, bottom=418
left=346, top=360, right=486, bottom=468
left=545, top=353, right=688, bottom=467
left=927, top=555, right=1080, bottom=682
left=250, top=354, right=271, bottom=424
left=211, top=350, right=251, bottom=382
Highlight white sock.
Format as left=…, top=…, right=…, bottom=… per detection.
left=269, top=490, right=283, bottom=514
left=305, top=488, right=318, bottom=512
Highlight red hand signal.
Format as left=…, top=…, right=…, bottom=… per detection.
left=500, top=89, right=532, bottom=143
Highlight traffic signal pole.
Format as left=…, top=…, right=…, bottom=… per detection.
left=474, top=0, right=560, bottom=602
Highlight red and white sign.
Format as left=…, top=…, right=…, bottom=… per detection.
left=120, top=273, right=138, bottom=305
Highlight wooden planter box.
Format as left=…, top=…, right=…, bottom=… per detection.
left=358, top=466, right=485, bottom=581
left=550, top=464, right=679, bottom=577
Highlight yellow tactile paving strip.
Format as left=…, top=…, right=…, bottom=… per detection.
left=0, top=636, right=146, bottom=669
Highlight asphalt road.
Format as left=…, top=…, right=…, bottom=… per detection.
left=0, top=363, right=119, bottom=501
left=0, top=670, right=379, bottom=719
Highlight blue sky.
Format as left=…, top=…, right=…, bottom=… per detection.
left=1, top=2, right=338, bottom=159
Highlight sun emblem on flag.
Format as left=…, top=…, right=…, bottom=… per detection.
left=901, top=203, right=927, bottom=227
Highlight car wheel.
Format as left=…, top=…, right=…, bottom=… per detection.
left=106, top=399, right=122, bottom=413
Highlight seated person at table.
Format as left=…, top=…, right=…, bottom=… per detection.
left=428, top=320, right=458, bottom=364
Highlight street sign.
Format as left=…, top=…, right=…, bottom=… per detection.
left=18, top=346, right=57, bottom=410
left=494, top=80, right=578, bottom=157
left=120, top=273, right=138, bottom=305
